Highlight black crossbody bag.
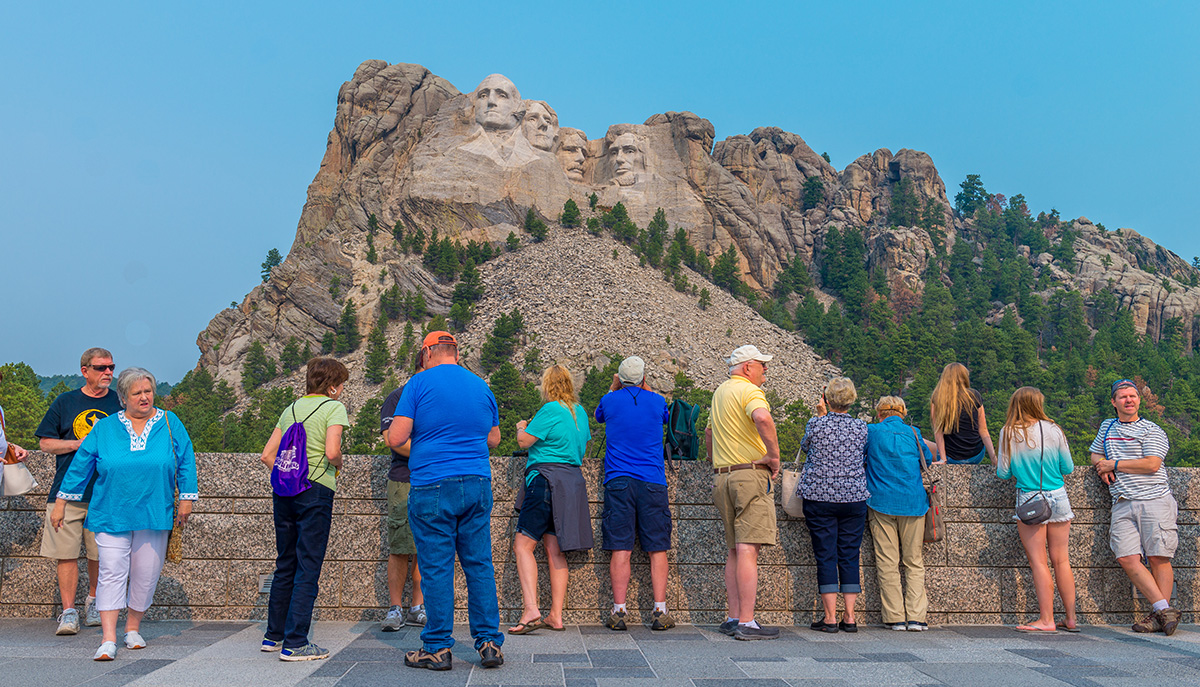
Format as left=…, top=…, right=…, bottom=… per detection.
left=1015, top=423, right=1051, bottom=526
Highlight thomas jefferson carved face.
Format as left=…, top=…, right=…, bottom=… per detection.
left=522, top=101, right=558, bottom=151
left=473, top=74, right=522, bottom=131
left=608, top=132, right=647, bottom=186
left=555, top=128, right=588, bottom=182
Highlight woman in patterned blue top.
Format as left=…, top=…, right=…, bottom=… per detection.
left=52, top=368, right=198, bottom=662
left=797, top=377, right=869, bottom=633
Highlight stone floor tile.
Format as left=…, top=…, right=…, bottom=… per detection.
left=532, top=652, right=589, bottom=663
left=308, top=660, right=356, bottom=677
left=857, top=651, right=923, bottom=662
left=692, top=681, right=790, bottom=687
left=913, top=662, right=1079, bottom=687
left=1007, top=648, right=1100, bottom=665
left=0, top=657, right=123, bottom=687
left=106, top=659, right=176, bottom=675
left=562, top=666, right=655, bottom=679
left=585, top=648, right=647, bottom=667
left=336, top=660, right=470, bottom=687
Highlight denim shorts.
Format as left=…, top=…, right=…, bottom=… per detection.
left=516, top=474, right=555, bottom=541
left=602, top=476, right=672, bottom=552
left=1013, top=486, right=1074, bottom=523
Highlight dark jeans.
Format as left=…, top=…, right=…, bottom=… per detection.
left=408, top=475, right=502, bottom=652
left=266, top=483, right=334, bottom=648
left=802, top=499, right=868, bottom=594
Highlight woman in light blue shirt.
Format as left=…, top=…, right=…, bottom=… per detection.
left=52, top=368, right=198, bottom=661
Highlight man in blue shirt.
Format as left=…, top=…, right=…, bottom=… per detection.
left=594, top=356, right=673, bottom=631
left=387, top=332, right=503, bottom=672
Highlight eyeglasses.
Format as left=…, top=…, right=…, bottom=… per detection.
left=89, top=364, right=116, bottom=372
left=754, top=360, right=768, bottom=370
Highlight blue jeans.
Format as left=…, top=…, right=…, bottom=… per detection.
left=946, top=447, right=986, bottom=465
left=802, top=499, right=868, bottom=594
left=266, top=483, right=334, bottom=648
left=408, top=475, right=502, bottom=652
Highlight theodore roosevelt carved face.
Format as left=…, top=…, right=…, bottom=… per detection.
left=522, top=100, right=558, bottom=151
left=555, top=128, right=588, bottom=182
left=473, top=74, right=522, bottom=131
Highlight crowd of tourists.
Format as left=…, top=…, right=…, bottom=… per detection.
left=4, top=340, right=1182, bottom=670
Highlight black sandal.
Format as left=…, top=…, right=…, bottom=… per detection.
left=810, top=618, right=838, bottom=633
left=838, top=620, right=858, bottom=633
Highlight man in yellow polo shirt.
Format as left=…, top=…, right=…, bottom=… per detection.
left=705, top=345, right=781, bottom=640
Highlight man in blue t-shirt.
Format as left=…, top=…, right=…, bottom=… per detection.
left=387, top=332, right=503, bottom=672
left=594, top=356, right=673, bottom=631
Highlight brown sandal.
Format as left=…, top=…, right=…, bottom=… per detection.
left=508, top=617, right=547, bottom=635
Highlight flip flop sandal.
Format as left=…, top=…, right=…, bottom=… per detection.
left=508, top=617, right=547, bottom=635
left=1056, top=623, right=1081, bottom=633
left=547, top=624, right=566, bottom=631
left=1015, top=626, right=1058, bottom=634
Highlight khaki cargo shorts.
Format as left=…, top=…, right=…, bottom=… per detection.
left=1110, top=493, right=1178, bottom=560
left=387, top=480, right=418, bottom=556
left=40, top=503, right=99, bottom=561
left=713, top=469, right=776, bottom=548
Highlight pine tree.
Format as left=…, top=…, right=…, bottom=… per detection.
left=507, top=231, right=520, bottom=251
left=364, top=319, right=389, bottom=384
left=802, top=177, right=824, bottom=211
left=367, top=213, right=379, bottom=236
left=954, top=174, right=988, bottom=216
left=712, top=246, right=740, bottom=292
left=449, top=302, right=471, bottom=332
left=335, top=300, right=360, bottom=354
left=261, top=248, right=283, bottom=282
left=279, top=336, right=304, bottom=371
left=698, top=288, right=712, bottom=310
left=588, top=192, right=598, bottom=210
left=452, top=260, right=483, bottom=304
left=321, top=331, right=336, bottom=355
left=525, top=208, right=548, bottom=242
left=560, top=199, right=581, bottom=227
left=888, top=178, right=921, bottom=227
left=393, top=221, right=405, bottom=246
left=242, top=341, right=277, bottom=391
left=366, top=234, right=377, bottom=264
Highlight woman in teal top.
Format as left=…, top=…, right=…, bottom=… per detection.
left=996, top=386, right=1077, bottom=633
left=508, top=365, right=590, bottom=634
left=52, top=367, right=197, bottom=661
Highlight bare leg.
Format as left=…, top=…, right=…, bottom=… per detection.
left=842, top=592, right=858, bottom=624
left=610, top=550, right=633, bottom=606
left=1017, top=522, right=1056, bottom=630
left=543, top=534, right=568, bottom=629
left=87, top=559, right=99, bottom=597
left=100, top=609, right=119, bottom=644
left=57, top=560, right=80, bottom=610
left=387, top=554, right=410, bottom=607
left=724, top=549, right=739, bottom=620
left=649, top=551, right=669, bottom=604
left=125, top=608, right=145, bottom=634
left=735, top=543, right=760, bottom=624
left=409, top=558, right=423, bottom=606
left=820, top=592, right=837, bottom=622
left=1116, top=554, right=1166, bottom=604
left=1148, top=557, right=1174, bottom=604
left=1046, top=522, right=1075, bottom=628
left=511, top=533, right=541, bottom=629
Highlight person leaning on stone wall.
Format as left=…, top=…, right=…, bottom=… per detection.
left=35, top=347, right=123, bottom=635
left=377, top=350, right=426, bottom=632
left=508, top=364, right=592, bottom=636
left=1090, top=379, right=1181, bottom=636
left=863, top=396, right=934, bottom=632
left=594, top=356, right=674, bottom=632
left=0, top=368, right=32, bottom=496
left=930, top=362, right=996, bottom=465
left=705, top=344, right=781, bottom=641
left=51, top=367, right=198, bottom=661
left=798, top=377, right=869, bottom=634
left=258, top=357, right=349, bottom=661
left=997, top=387, right=1078, bottom=633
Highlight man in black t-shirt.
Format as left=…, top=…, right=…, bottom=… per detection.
left=35, top=347, right=122, bottom=635
left=378, top=371, right=424, bottom=631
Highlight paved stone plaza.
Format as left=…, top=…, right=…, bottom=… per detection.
left=2, top=620, right=1199, bottom=687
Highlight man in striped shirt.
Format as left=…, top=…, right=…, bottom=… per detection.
left=1090, top=379, right=1180, bottom=635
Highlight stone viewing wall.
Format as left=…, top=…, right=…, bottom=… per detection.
left=1, top=453, right=1196, bottom=626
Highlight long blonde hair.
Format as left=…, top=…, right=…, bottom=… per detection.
left=541, top=365, right=579, bottom=421
left=1002, top=386, right=1053, bottom=457
left=931, top=362, right=979, bottom=434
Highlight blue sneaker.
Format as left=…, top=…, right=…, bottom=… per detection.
left=261, top=637, right=281, bottom=652
left=280, top=643, right=330, bottom=662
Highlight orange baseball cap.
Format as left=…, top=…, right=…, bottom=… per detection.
left=421, top=331, right=458, bottom=350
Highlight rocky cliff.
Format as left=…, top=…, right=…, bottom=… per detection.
left=195, top=60, right=1200, bottom=395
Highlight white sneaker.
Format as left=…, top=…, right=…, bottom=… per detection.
left=381, top=605, right=404, bottom=632
left=84, top=598, right=101, bottom=627
left=56, top=609, right=80, bottom=636
left=94, top=641, right=117, bottom=661
left=124, top=630, right=146, bottom=649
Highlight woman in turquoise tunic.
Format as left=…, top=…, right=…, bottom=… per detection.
left=52, top=367, right=198, bottom=661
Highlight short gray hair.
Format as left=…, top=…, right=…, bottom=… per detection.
left=115, top=367, right=157, bottom=406
left=824, top=377, right=857, bottom=412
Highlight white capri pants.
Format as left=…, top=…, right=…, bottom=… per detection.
left=94, top=530, right=169, bottom=613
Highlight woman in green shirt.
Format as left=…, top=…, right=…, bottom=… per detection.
left=508, top=365, right=591, bottom=634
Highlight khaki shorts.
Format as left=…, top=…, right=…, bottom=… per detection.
left=40, top=503, right=99, bottom=561
left=1110, top=493, right=1178, bottom=559
left=713, top=469, right=776, bottom=548
left=387, top=480, right=417, bottom=556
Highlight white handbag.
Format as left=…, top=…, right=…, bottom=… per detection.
left=781, top=447, right=804, bottom=518
left=2, top=461, right=37, bottom=496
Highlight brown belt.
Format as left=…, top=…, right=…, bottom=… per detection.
left=713, top=463, right=769, bottom=475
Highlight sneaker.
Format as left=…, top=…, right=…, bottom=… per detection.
left=1132, top=612, right=1163, bottom=633
left=888, top=622, right=908, bottom=631
left=93, top=641, right=117, bottom=661
left=405, top=647, right=453, bottom=671
left=261, top=637, right=281, bottom=652
left=478, top=640, right=504, bottom=668
left=1159, top=607, right=1182, bottom=636
left=280, top=643, right=330, bottom=662
left=717, top=618, right=739, bottom=636
left=382, top=605, right=405, bottom=632
left=650, top=610, right=676, bottom=631
left=907, top=621, right=929, bottom=632
left=734, top=623, right=780, bottom=641
left=405, top=606, right=428, bottom=627
left=124, top=630, right=146, bottom=649
left=56, top=608, right=80, bottom=636
left=84, top=598, right=101, bottom=627
left=604, top=610, right=627, bottom=631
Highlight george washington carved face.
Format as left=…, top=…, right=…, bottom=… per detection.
left=522, top=100, right=558, bottom=151
left=473, top=74, right=522, bottom=131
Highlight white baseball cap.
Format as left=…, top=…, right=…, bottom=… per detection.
left=728, top=345, right=773, bottom=366
left=618, top=356, right=645, bottom=385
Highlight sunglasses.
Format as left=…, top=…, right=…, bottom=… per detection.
left=89, top=364, right=116, bottom=372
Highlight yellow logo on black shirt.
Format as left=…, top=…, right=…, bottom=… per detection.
left=72, top=410, right=108, bottom=440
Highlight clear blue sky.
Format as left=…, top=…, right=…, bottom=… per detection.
left=3, top=1, right=1197, bottom=382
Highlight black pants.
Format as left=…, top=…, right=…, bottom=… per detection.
left=266, top=483, right=334, bottom=648
left=802, top=499, right=868, bottom=594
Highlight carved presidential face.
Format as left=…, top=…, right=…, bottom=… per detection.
left=608, top=132, right=647, bottom=186
left=522, top=101, right=558, bottom=151
left=555, top=128, right=588, bottom=182
left=473, top=74, right=521, bottom=131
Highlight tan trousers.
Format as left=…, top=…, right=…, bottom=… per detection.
left=868, top=509, right=927, bottom=624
